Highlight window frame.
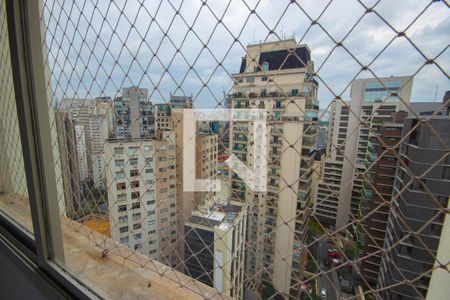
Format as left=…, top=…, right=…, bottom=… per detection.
left=0, top=1, right=100, bottom=298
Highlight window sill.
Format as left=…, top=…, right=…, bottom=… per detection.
left=0, top=193, right=227, bottom=299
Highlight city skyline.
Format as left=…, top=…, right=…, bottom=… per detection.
left=45, top=0, right=449, bottom=110
left=0, top=1, right=449, bottom=300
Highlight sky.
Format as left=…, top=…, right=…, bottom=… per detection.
left=43, top=0, right=450, bottom=110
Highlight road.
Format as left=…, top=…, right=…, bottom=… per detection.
left=317, top=240, right=341, bottom=300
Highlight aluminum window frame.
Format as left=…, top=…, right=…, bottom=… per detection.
left=1, top=1, right=103, bottom=299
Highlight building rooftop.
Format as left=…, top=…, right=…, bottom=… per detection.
left=239, top=46, right=311, bottom=73
left=187, top=202, right=243, bottom=230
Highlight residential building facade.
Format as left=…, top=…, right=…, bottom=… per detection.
left=360, top=111, right=408, bottom=284
left=315, top=76, right=413, bottom=230
left=113, top=87, right=154, bottom=139
left=55, top=111, right=82, bottom=218
left=230, top=39, right=319, bottom=297
left=60, top=98, right=96, bottom=177
left=378, top=96, right=450, bottom=299
left=184, top=201, right=247, bottom=299
left=105, top=131, right=178, bottom=266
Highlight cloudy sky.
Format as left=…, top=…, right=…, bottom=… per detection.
left=43, top=0, right=450, bottom=110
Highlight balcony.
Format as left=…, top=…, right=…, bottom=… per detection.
left=362, top=187, right=373, bottom=199
left=367, top=152, right=377, bottom=162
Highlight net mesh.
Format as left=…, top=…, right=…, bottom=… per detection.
left=6, top=0, right=449, bottom=299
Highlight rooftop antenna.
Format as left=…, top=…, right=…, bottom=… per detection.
left=433, top=84, right=439, bottom=102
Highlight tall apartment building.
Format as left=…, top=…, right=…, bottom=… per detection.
left=92, top=153, right=106, bottom=191
left=89, top=109, right=112, bottom=155
left=184, top=201, right=247, bottom=299
left=55, top=111, right=82, bottom=218
left=315, top=76, right=413, bottom=229
left=105, top=132, right=178, bottom=266
left=113, top=87, right=154, bottom=139
left=230, top=39, right=319, bottom=297
left=194, top=133, right=219, bottom=207
left=60, top=97, right=114, bottom=181
left=360, top=111, right=408, bottom=285
left=169, top=94, right=193, bottom=109
left=155, top=104, right=172, bottom=131
left=360, top=101, right=449, bottom=285
left=74, top=124, right=89, bottom=180
left=94, top=96, right=114, bottom=135
left=60, top=98, right=96, bottom=177
left=157, top=107, right=220, bottom=271
left=378, top=95, right=450, bottom=299
left=89, top=113, right=109, bottom=189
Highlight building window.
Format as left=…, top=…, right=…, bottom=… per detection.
left=144, top=145, right=153, bottom=152
left=246, top=77, right=255, bottom=83
left=131, top=191, right=140, bottom=199
left=128, top=147, right=139, bottom=156
left=130, top=158, right=138, bottom=166
left=115, top=159, right=125, bottom=167
left=119, top=216, right=128, bottom=223
left=116, top=182, right=126, bottom=190
left=291, top=89, right=299, bottom=96
left=442, top=167, right=450, bottom=180
left=119, top=226, right=129, bottom=234
left=145, top=168, right=153, bottom=174
left=134, top=233, right=142, bottom=240
left=133, top=223, right=142, bottom=230
left=130, top=169, right=139, bottom=177
left=132, top=213, right=141, bottom=221
left=114, top=147, right=124, bottom=155
left=261, top=76, right=268, bottom=81
left=275, top=112, right=281, bottom=121
left=118, top=205, right=127, bottom=212
left=117, top=194, right=127, bottom=202
left=131, top=180, right=140, bottom=188
left=119, top=237, right=129, bottom=244
left=262, top=62, right=269, bottom=72
left=116, top=171, right=126, bottom=179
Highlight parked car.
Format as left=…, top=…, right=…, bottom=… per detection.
left=327, top=249, right=342, bottom=258
left=320, top=288, right=327, bottom=299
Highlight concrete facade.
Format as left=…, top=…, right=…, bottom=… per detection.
left=184, top=201, right=247, bottom=299
left=105, top=132, right=178, bottom=266
left=378, top=115, right=450, bottom=299
left=55, top=111, right=82, bottom=218
left=230, top=39, right=319, bottom=297
left=315, top=76, right=413, bottom=230
left=113, top=87, right=154, bottom=139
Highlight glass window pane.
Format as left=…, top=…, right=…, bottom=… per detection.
left=0, top=2, right=34, bottom=236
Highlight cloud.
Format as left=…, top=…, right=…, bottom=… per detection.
left=43, top=0, right=450, bottom=109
